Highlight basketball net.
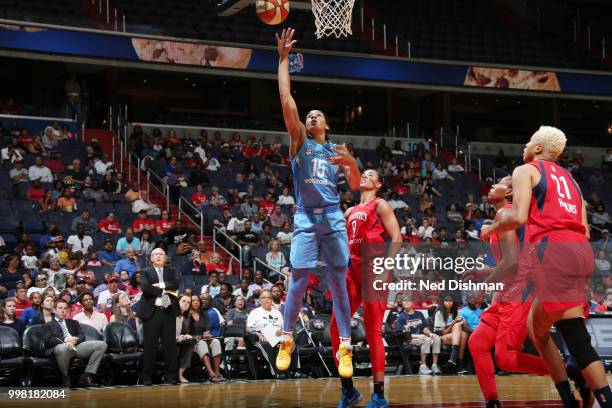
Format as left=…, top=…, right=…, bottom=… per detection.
left=311, top=0, right=355, bottom=39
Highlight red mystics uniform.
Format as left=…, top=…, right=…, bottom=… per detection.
left=526, top=159, right=593, bottom=313
left=330, top=197, right=388, bottom=374
left=470, top=204, right=548, bottom=403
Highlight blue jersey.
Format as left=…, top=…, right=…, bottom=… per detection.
left=291, top=138, right=341, bottom=209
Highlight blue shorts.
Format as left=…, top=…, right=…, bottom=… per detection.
left=290, top=208, right=349, bottom=269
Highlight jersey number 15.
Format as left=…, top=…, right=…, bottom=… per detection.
left=311, top=158, right=326, bottom=178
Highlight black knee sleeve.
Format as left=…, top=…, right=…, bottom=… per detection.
left=555, top=318, right=600, bottom=370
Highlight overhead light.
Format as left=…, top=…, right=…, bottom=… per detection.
left=143, top=79, right=148, bottom=83
left=185, top=77, right=189, bottom=81
left=517, top=100, right=521, bottom=104
left=607, top=124, right=612, bottom=135
left=192, top=83, right=196, bottom=87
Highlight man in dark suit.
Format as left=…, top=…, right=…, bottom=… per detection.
left=43, top=298, right=107, bottom=387
left=136, top=247, right=180, bottom=385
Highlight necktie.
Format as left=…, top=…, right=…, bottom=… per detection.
left=59, top=319, right=70, bottom=338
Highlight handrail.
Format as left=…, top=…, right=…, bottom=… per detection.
left=213, top=226, right=243, bottom=279
left=178, top=196, right=204, bottom=242
left=253, top=256, right=289, bottom=282
left=128, top=151, right=141, bottom=189
left=146, top=168, right=170, bottom=211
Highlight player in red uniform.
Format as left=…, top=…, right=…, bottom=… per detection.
left=481, top=126, right=610, bottom=408
left=330, top=169, right=402, bottom=408
left=468, top=176, right=549, bottom=408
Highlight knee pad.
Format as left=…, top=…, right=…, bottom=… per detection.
left=555, top=318, right=600, bottom=370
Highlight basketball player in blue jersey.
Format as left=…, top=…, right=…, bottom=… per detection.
left=275, top=28, right=361, bottom=384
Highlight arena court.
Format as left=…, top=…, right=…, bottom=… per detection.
left=4, top=375, right=612, bottom=407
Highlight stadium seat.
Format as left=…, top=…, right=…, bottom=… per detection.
left=102, top=322, right=142, bottom=386
left=0, top=326, right=27, bottom=386
left=22, top=325, right=61, bottom=386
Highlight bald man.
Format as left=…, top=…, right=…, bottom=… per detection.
left=136, top=248, right=180, bottom=385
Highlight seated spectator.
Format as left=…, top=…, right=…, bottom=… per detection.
left=421, top=152, right=436, bottom=177
left=21, top=244, right=38, bottom=270
left=0, top=297, right=26, bottom=337
left=192, top=184, right=209, bottom=208
left=139, top=230, right=154, bottom=259
left=227, top=211, right=248, bottom=235
left=19, top=291, right=42, bottom=326
left=98, top=239, right=122, bottom=266
left=447, top=158, right=465, bottom=173
left=29, top=293, right=55, bottom=325
left=249, top=270, right=273, bottom=295
left=459, top=292, right=486, bottom=335
left=191, top=294, right=225, bottom=382
left=116, top=228, right=141, bottom=255
left=67, top=225, right=94, bottom=256
left=208, top=186, right=227, bottom=207
left=212, top=283, right=235, bottom=316
left=271, top=285, right=285, bottom=311
left=42, top=258, right=84, bottom=292
left=114, top=247, right=139, bottom=277
left=206, top=253, right=229, bottom=275
left=246, top=289, right=287, bottom=378
left=238, top=221, right=260, bottom=266
left=388, top=192, right=409, bottom=211
left=434, top=296, right=468, bottom=374
left=20, top=130, right=46, bottom=155
left=27, top=273, right=50, bottom=297
left=277, top=187, right=295, bottom=206
left=10, top=159, right=29, bottom=183
left=0, top=256, right=27, bottom=294
left=131, top=191, right=161, bottom=216
left=275, top=222, right=293, bottom=246
left=98, top=212, right=122, bottom=235
left=225, top=295, right=248, bottom=350
left=71, top=209, right=97, bottom=235
left=100, top=172, right=120, bottom=195
left=266, top=239, right=288, bottom=275
left=1, top=139, right=24, bottom=164
left=432, top=162, right=455, bottom=182
left=595, top=293, right=612, bottom=312
left=175, top=294, right=195, bottom=383
left=201, top=271, right=221, bottom=297
left=595, top=250, right=611, bottom=276
left=93, top=153, right=113, bottom=175
left=417, top=219, right=434, bottom=239
left=124, top=183, right=140, bottom=203
left=446, top=203, right=464, bottom=223
left=43, top=151, right=65, bottom=175
left=269, top=206, right=289, bottom=228
left=36, top=190, right=55, bottom=214
left=465, top=223, right=480, bottom=241
left=259, top=193, right=276, bottom=217
left=96, top=276, right=125, bottom=312
left=57, top=189, right=78, bottom=213
left=66, top=159, right=86, bottom=186
left=396, top=297, right=441, bottom=375
left=126, top=271, right=141, bottom=300
left=232, top=278, right=254, bottom=301
left=42, top=298, right=107, bottom=387
left=26, top=179, right=46, bottom=201
left=133, top=210, right=155, bottom=235
left=109, top=292, right=138, bottom=330
left=592, top=204, right=610, bottom=231
left=205, top=153, right=221, bottom=172
left=82, top=179, right=109, bottom=203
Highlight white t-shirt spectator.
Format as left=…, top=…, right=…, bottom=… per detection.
left=132, top=198, right=160, bottom=214
left=448, top=163, right=465, bottom=173
left=246, top=306, right=283, bottom=334
left=389, top=198, right=409, bottom=210
left=248, top=281, right=273, bottom=294
left=28, top=164, right=53, bottom=182
left=97, top=289, right=126, bottom=310
left=194, top=146, right=207, bottom=161
left=206, top=157, right=221, bottom=171
left=417, top=225, right=434, bottom=239
left=94, top=159, right=113, bottom=175
left=277, top=195, right=295, bottom=206
left=73, top=310, right=109, bottom=333
left=227, top=217, right=248, bottom=233
left=433, top=168, right=449, bottom=180
left=21, top=255, right=38, bottom=269
left=466, top=228, right=480, bottom=240
left=595, top=257, right=611, bottom=273
left=232, top=287, right=254, bottom=299
left=276, top=231, right=293, bottom=245
left=67, top=234, right=94, bottom=254
left=1, top=147, right=23, bottom=163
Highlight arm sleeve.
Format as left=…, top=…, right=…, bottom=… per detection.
left=140, top=269, right=163, bottom=297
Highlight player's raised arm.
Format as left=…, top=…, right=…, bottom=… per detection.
left=276, top=28, right=307, bottom=156
left=481, top=164, right=534, bottom=240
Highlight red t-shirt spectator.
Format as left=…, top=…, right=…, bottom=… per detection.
left=207, top=262, right=228, bottom=274
left=133, top=217, right=155, bottom=233
left=15, top=298, right=31, bottom=318
left=44, top=158, right=65, bottom=174
left=259, top=201, right=275, bottom=217
left=394, top=184, right=409, bottom=196
left=26, top=186, right=45, bottom=201
left=241, top=144, right=261, bottom=158
left=18, top=134, right=33, bottom=146
left=192, top=192, right=208, bottom=206
left=98, top=218, right=122, bottom=234
left=155, top=219, right=175, bottom=235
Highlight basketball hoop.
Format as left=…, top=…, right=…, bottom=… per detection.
left=311, top=0, right=355, bottom=39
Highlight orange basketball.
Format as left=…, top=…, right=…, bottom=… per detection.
left=256, top=0, right=290, bottom=25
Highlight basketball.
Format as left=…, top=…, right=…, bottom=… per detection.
left=256, top=0, right=290, bottom=25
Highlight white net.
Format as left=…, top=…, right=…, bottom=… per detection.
left=311, top=0, right=356, bottom=39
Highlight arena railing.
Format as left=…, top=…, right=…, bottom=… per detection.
left=177, top=196, right=204, bottom=243
left=212, top=226, right=243, bottom=279
left=253, top=257, right=289, bottom=283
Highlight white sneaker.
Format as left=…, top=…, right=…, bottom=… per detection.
left=419, top=364, right=433, bottom=375
left=431, top=364, right=442, bottom=375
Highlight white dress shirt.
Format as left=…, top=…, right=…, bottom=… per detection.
left=154, top=266, right=165, bottom=306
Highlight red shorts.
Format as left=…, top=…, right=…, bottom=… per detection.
left=528, top=232, right=594, bottom=314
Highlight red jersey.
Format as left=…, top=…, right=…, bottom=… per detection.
left=155, top=219, right=174, bottom=234
left=346, top=197, right=386, bottom=261
left=489, top=203, right=528, bottom=303
left=98, top=219, right=121, bottom=234
left=526, top=160, right=585, bottom=242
